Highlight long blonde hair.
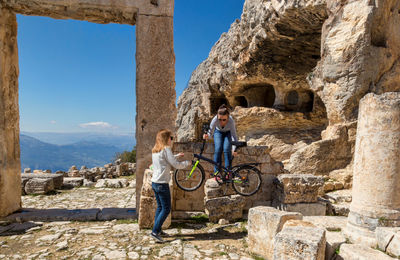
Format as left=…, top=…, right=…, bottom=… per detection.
left=152, top=129, right=172, bottom=153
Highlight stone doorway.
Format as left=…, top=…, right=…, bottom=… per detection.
left=0, top=0, right=176, bottom=217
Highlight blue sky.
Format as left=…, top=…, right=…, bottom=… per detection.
left=18, top=0, right=244, bottom=134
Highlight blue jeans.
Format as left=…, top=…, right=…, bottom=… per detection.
left=151, top=182, right=171, bottom=234
left=213, top=129, right=232, bottom=172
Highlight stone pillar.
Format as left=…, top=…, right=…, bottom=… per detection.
left=0, top=8, right=21, bottom=217
left=345, top=92, right=400, bottom=246
left=135, top=10, right=176, bottom=209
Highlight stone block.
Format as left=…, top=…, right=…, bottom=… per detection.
left=273, top=226, right=326, bottom=260
left=339, top=244, right=394, bottom=260
left=21, top=173, right=64, bottom=189
left=204, top=179, right=235, bottom=199
left=95, top=178, right=129, bottom=188
left=204, top=195, right=245, bottom=223
left=21, top=178, right=29, bottom=195
left=25, top=178, right=54, bottom=195
left=376, top=227, right=400, bottom=255
left=274, top=201, right=326, bottom=216
left=325, top=231, right=346, bottom=260
left=97, top=208, right=137, bottom=221
left=274, top=174, right=324, bottom=204
left=248, top=206, right=302, bottom=259
left=63, top=177, right=84, bottom=188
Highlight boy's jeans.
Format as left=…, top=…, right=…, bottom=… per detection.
left=151, top=182, right=171, bottom=234
left=213, top=129, right=232, bottom=172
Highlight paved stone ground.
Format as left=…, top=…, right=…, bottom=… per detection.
left=0, top=185, right=255, bottom=260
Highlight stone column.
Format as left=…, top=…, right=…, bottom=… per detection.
left=135, top=12, right=176, bottom=209
left=0, top=8, right=21, bottom=217
left=345, top=92, right=400, bottom=246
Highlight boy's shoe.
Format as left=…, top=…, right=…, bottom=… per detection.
left=159, top=230, right=170, bottom=237
left=150, top=232, right=164, bottom=243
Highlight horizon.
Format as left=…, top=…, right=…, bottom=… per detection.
left=17, top=1, right=244, bottom=134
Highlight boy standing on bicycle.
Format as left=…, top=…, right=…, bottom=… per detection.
left=203, top=104, right=238, bottom=173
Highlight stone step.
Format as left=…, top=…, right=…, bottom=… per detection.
left=329, top=202, right=350, bottom=217
left=338, top=243, right=395, bottom=260
left=2, top=208, right=136, bottom=222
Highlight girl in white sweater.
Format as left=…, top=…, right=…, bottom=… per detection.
left=150, top=129, right=190, bottom=243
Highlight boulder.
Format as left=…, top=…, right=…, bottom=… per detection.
left=204, top=178, right=235, bottom=199
left=94, top=179, right=129, bottom=188
left=339, top=244, right=394, bottom=260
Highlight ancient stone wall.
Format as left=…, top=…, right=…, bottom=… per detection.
left=172, top=142, right=283, bottom=213
left=0, top=7, right=21, bottom=217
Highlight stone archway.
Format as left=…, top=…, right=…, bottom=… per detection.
left=0, top=0, right=176, bottom=217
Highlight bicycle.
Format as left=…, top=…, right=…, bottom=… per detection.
left=174, top=131, right=262, bottom=196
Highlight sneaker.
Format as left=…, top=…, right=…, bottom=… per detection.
left=159, top=230, right=170, bottom=237
left=150, top=232, right=164, bottom=243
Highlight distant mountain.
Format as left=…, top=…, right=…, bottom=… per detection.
left=21, top=131, right=135, bottom=150
left=20, top=134, right=133, bottom=172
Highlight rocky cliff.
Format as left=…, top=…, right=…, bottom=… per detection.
left=176, top=0, right=400, bottom=177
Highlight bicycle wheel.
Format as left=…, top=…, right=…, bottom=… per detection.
left=232, top=165, right=262, bottom=196
left=174, top=161, right=205, bottom=191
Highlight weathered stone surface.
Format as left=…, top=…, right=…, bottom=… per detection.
left=136, top=13, right=176, bottom=211
left=204, top=195, right=245, bottom=223
left=97, top=208, right=137, bottom=221
left=325, top=231, right=346, bottom=260
left=303, top=216, right=347, bottom=232
left=63, top=177, right=84, bottom=188
left=0, top=8, right=21, bottom=217
left=25, top=178, right=54, bottom=195
left=2, top=0, right=174, bottom=25
left=204, top=179, right=235, bottom=199
left=376, top=227, right=400, bottom=257
left=95, top=178, right=129, bottom=188
left=176, top=0, right=328, bottom=146
left=346, top=93, right=400, bottom=246
left=248, top=206, right=302, bottom=259
left=5, top=208, right=100, bottom=222
left=21, top=173, right=64, bottom=189
left=138, top=170, right=171, bottom=229
left=274, top=174, right=324, bottom=204
left=339, top=244, right=395, bottom=260
left=275, top=201, right=326, bottom=216
left=273, top=226, right=326, bottom=260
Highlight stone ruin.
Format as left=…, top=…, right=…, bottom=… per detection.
left=20, top=160, right=136, bottom=195
left=0, top=0, right=176, bottom=217
left=1, top=0, right=400, bottom=259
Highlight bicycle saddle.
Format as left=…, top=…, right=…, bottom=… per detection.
left=232, top=141, right=247, bottom=148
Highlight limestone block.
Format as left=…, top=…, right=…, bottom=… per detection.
left=275, top=201, right=326, bottom=216
left=63, top=177, right=84, bottom=188
left=274, top=174, right=324, bottom=204
left=339, top=244, right=394, bottom=260
left=95, top=179, right=129, bottom=188
left=23, top=168, right=31, bottom=173
left=248, top=206, right=302, bottom=259
left=273, top=226, right=326, bottom=260
left=21, top=173, right=63, bottom=189
left=204, top=179, right=235, bottom=199
left=204, top=195, right=245, bottom=223
left=387, top=233, right=400, bottom=258
left=325, top=231, right=346, bottom=260
left=25, top=178, right=54, bottom=195
left=21, top=178, right=29, bottom=195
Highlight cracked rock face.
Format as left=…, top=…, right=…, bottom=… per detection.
left=176, top=0, right=400, bottom=175
left=176, top=0, right=329, bottom=161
